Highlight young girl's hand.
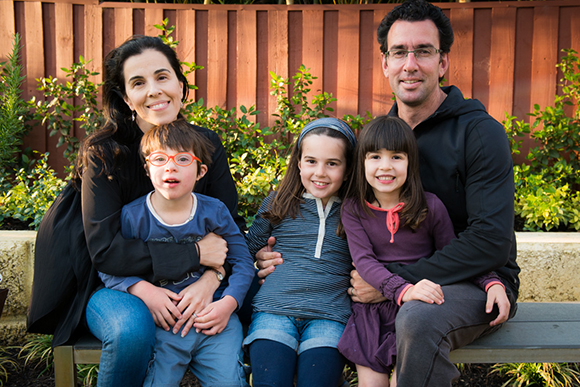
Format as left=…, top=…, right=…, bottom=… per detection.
left=128, top=280, right=182, bottom=331
left=193, top=296, right=238, bottom=336
left=172, top=269, right=221, bottom=336
left=486, top=283, right=510, bottom=326
left=401, top=279, right=444, bottom=305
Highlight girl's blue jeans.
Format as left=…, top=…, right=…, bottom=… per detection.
left=86, top=287, right=156, bottom=387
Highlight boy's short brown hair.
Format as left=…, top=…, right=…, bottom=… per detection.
left=140, top=119, right=215, bottom=169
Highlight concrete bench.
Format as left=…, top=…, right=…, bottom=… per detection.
left=53, top=302, right=580, bottom=386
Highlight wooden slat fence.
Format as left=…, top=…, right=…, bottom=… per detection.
left=1, top=0, right=579, bottom=173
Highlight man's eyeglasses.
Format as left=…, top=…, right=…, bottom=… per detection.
left=386, top=47, right=443, bottom=62
left=146, top=152, right=200, bottom=167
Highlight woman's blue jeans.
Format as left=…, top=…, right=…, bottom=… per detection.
left=86, top=288, right=156, bottom=387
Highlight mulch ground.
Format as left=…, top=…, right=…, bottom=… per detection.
left=1, top=344, right=203, bottom=386
left=0, top=217, right=35, bottom=231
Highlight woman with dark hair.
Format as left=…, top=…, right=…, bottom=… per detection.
left=27, top=35, right=243, bottom=386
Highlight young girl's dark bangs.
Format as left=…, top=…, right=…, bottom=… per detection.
left=348, top=116, right=427, bottom=231
left=361, top=119, right=412, bottom=155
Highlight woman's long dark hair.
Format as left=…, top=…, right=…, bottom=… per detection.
left=344, top=116, right=427, bottom=230
left=72, top=35, right=189, bottom=187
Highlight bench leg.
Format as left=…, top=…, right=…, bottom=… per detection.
left=54, top=345, right=77, bottom=387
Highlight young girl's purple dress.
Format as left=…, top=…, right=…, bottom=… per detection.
left=337, top=193, right=456, bottom=373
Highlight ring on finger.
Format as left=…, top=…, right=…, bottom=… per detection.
left=192, top=313, right=198, bottom=319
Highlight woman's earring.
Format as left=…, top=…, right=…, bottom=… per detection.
left=131, top=111, right=136, bottom=122
left=180, top=101, right=183, bottom=108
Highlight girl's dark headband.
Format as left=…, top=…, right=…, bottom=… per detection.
left=297, top=117, right=357, bottom=148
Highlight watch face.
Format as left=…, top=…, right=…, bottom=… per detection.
left=216, top=271, right=224, bottom=281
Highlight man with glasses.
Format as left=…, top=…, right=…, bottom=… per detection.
left=347, top=0, right=520, bottom=385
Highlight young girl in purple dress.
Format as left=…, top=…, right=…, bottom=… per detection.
left=337, top=116, right=505, bottom=386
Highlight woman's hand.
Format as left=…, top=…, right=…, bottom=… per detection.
left=128, top=281, right=182, bottom=331
left=255, top=237, right=283, bottom=284
left=486, top=283, right=510, bottom=326
left=348, top=269, right=387, bottom=304
left=193, top=295, right=238, bottom=336
left=197, top=232, right=227, bottom=268
left=172, top=269, right=223, bottom=336
left=401, top=279, right=444, bottom=305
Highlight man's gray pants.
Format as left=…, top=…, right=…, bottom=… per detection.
left=395, top=282, right=517, bottom=387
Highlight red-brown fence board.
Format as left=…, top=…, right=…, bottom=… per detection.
left=448, top=7, right=473, bottom=98
left=196, top=10, right=209, bottom=106
left=371, top=10, right=393, bottom=116
left=23, top=1, right=46, bottom=154
left=336, top=10, right=359, bottom=119
left=266, top=9, right=288, bottom=128
left=1, top=0, right=580, bottom=174
left=303, top=9, right=324, bottom=112
left=513, top=7, right=533, bottom=127
left=207, top=9, right=227, bottom=109
left=0, top=1, right=16, bottom=63
left=237, top=9, right=257, bottom=118
left=488, top=7, right=516, bottom=124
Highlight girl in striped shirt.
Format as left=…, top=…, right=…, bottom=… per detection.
left=243, top=118, right=356, bottom=387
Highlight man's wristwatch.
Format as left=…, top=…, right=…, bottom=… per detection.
left=208, top=268, right=224, bottom=282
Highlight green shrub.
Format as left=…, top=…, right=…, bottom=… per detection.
left=30, top=57, right=103, bottom=173
left=0, top=346, right=18, bottom=386
left=76, top=363, right=99, bottom=386
left=269, top=64, right=336, bottom=134
left=513, top=164, right=580, bottom=231
left=0, top=33, right=32, bottom=176
left=0, top=152, right=66, bottom=229
left=18, top=334, right=98, bottom=386
left=492, top=362, right=580, bottom=387
left=184, top=101, right=285, bottom=225
left=18, top=334, right=53, bottom=376
left=505, top=49, right=580, bottom=231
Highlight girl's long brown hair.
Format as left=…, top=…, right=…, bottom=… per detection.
left=343, top=116, right=427, bottom=230
left=262, top=126, right=355, bottom=224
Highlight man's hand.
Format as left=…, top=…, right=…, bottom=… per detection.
left=173, top=269, right=222, bottom=336
left=193, top=296, right=238, bottom=336
left=349, top=269, right=387, bottom=304
left=255, top=237, right=283, bottom=284
left=486, top=283, right=510, bottom=326
left=197, top=232, right=227, bottom=268
left=401, top=279, right=444, bottom=305
left=128, top=280, right=182, bottom=331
